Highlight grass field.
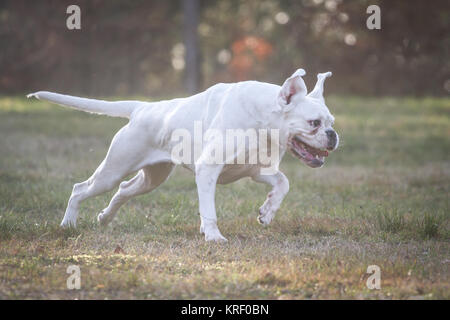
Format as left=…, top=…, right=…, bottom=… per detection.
left=0, top=95, right=449, bottom=299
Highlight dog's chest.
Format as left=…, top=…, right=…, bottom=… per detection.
left=217, top=165, right=260, bottom=184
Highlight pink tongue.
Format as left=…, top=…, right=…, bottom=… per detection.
left=310, top=148, right=328, bottom=157
left=302, top=143, right=328, bottom=157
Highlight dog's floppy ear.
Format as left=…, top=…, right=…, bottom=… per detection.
left=278, top=69, right=308, bottom=110
left=307, top=71, right=332, bottom=103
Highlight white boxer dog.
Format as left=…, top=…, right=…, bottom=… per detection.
left=27, top=68, right=338, bottom=242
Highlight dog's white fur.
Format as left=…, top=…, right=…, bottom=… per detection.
left=27, top=68, right=338, bottom=242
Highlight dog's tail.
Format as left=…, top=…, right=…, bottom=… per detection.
left=27, top=91, right=145, bottom=118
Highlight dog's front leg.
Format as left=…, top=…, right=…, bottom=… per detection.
left=195, top=162, right=227, bottom=242
left=252, top=171, right=289, bottom=225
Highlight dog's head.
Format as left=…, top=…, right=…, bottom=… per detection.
left=278, top=69, right=339, bottom=168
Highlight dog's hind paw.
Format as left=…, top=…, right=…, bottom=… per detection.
left=205, top=234, right=228, bottom=242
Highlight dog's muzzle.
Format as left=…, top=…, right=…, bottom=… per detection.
left=288, top=135, right=330, bottom=168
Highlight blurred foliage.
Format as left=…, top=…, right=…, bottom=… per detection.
left=0, top=0, right=449, bottom=96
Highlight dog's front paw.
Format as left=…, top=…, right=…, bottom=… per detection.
left=60, top=218, right=77, bottom=228
left=257, top=206, right=275, bottom=225
left=204, top=227, right=228, bottom=242
left=200, top=222, right=205, bottom=234
left=97, top=210, right=112, bottom=226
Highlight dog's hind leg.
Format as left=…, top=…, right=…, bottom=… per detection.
left=252, top=171, right=289, bottom=225
left=97, top=162, right=174, bottom=226
left=61, top=162, right=123, bottom=228
left=60, top=125, right=150, bottom=228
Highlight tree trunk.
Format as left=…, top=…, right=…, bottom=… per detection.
left=182, top=0, right=200, bottom=94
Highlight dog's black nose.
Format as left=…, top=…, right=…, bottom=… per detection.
left=326, top=129, right=337, bottom=150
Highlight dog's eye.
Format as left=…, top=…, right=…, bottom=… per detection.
left=308, top=120, right=321, bottom=127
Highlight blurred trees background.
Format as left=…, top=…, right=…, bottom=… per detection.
left=0, top=0, right=448, bottom=97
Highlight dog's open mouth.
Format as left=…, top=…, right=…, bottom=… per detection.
left=288, top=135, right=329, bottom=168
